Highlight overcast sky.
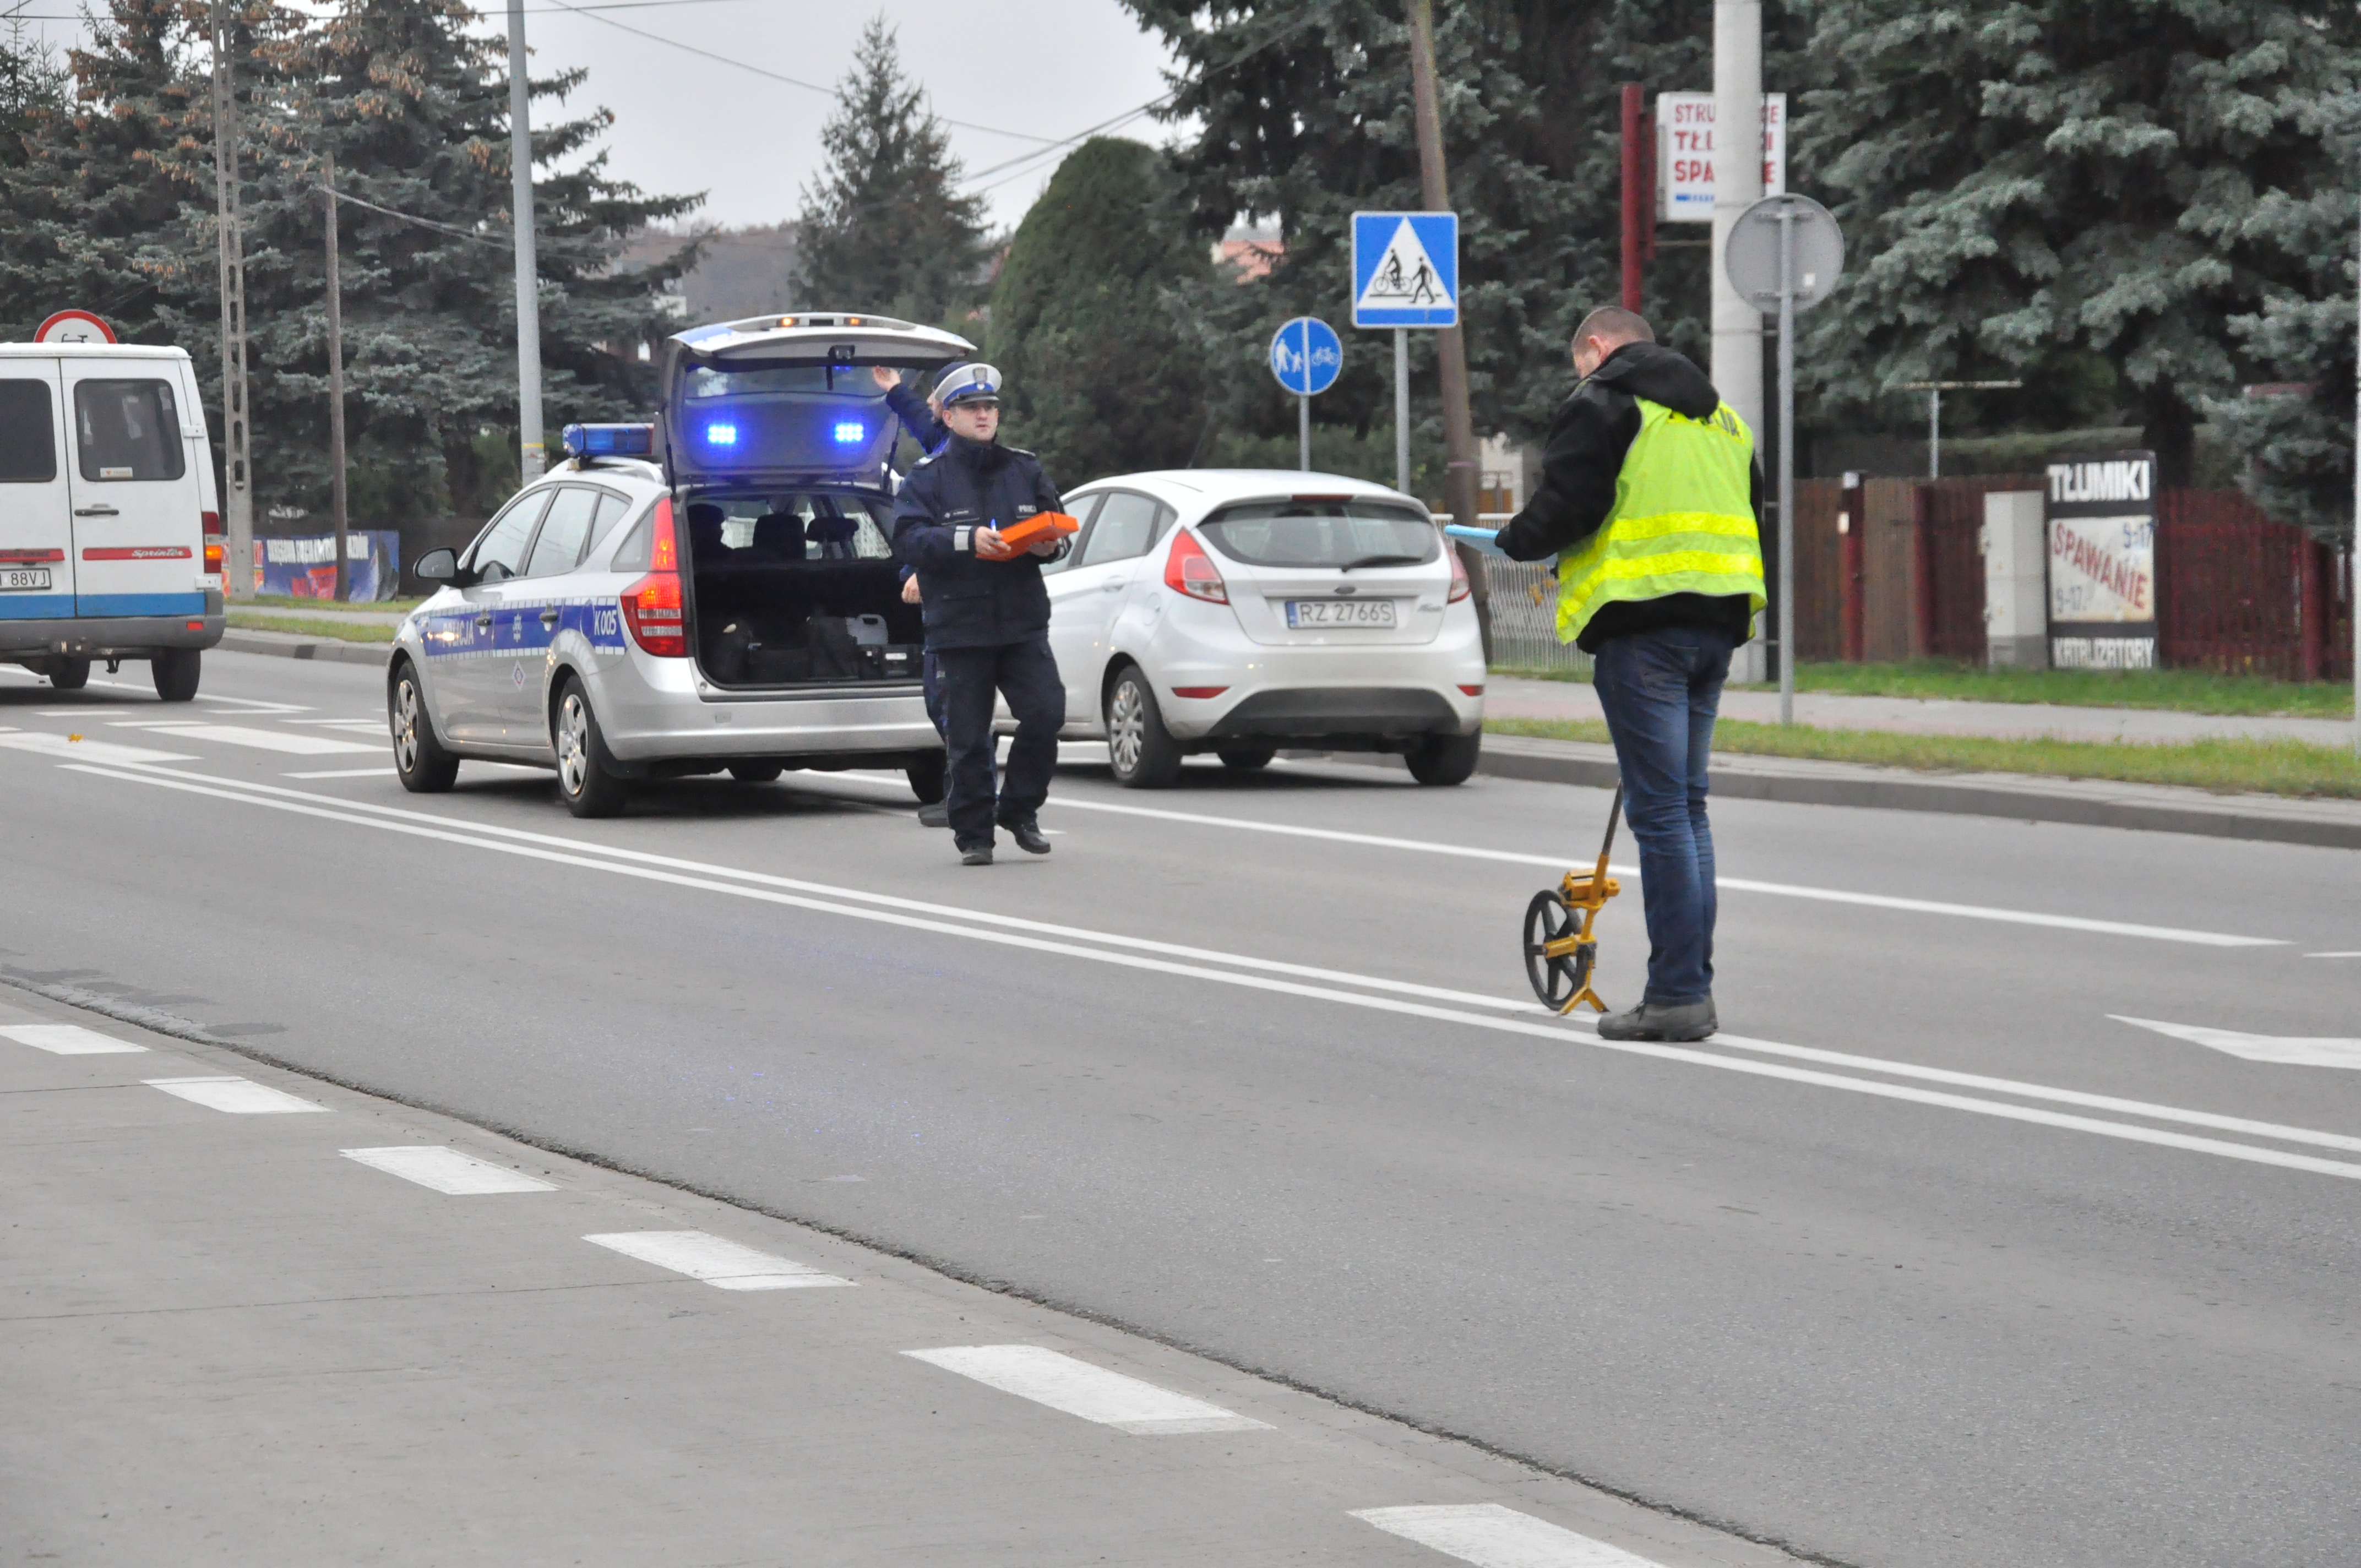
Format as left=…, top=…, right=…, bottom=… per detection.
left=17, top=0, right=1189, bottom=233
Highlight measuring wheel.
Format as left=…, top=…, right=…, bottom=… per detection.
left=1522, top=888, right=1595, bottom=1013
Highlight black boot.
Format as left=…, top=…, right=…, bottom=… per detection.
left=1000, top=817, right=1052, bottom=855
left=958, top=840, right=993, bottom=866
left=917, top=799, right=949, bottom=829
left=1597, top=998, right=1717, bottom=1042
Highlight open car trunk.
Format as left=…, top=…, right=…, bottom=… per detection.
left=683, top=488, right=926, bottom=690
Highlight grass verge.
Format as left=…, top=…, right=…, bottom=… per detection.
left=1732, top=658, right=2354, bottom=719
left=1485, top=716, right=2361, bottom=801
left=226, top=612, right=394, bottom=644
left=240, top=592, right=425, bottom=612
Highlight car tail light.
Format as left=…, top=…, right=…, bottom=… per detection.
left=202, top=510, right=219, bottom=533
left=1448, top=543, right=1471, bottom=603
left=203, top=541, right=224, bottom=576
left=1170, top=686, right=1228, bottom=699
left=1163, top=529, right=1228, bottom=604
left=621, top=496, right=687, bottom=656
left=1459, top=684, right=1484, bottom=696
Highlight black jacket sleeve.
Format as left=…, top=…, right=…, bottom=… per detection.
left=890, top=465, right=971, bottom=574
left=1494, top=384, right=1641, bottom=562
left=884, top=382, right=948, bottom=455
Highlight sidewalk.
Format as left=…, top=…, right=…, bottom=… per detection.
left=1486, top=675, right=2357, bottom=748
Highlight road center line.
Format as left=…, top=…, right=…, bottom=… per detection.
left=1037, top=797, right=2280, bottom=948
left=63, top=760, right=2361, bottom=1183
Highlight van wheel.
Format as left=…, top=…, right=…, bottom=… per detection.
left=905, top=752, right=946, bottom=804
left=47, top=658, right=89, bottom=692
left=1406, top=731, right=1481, bottom=786
left=152, top=647, right=200, bottom=703
left=553, top=677, right=630, bottom=818
left=1217, top=745, right=1275, bottom=771
left=1105, top=666, right=1184, bottom=789
left=728, top=763, right=784, bottom=783
left=389, top=661, right=459, bottom=793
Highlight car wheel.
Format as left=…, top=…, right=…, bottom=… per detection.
left=151, top=647, right=200, bottom=703
left=47, top=657, right=89, bottom=692
left=727, top=762, right=784, bottom=783
left=1105, top=666, right=1184, bottom=789
left=905, top=751, right=946, bottom=804
left=1405, top=731, right=1481, bottom=786
left=1217, top=745, right=1275, bottom=771
left=389, top=661, right=459, bottom=793
left=553, top=676, right=630, bottom=817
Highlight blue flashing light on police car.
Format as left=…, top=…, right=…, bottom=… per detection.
left=706, top=422, right=738, bottom=447
left=833, top=422, right=864, bottom=444
left=559, top=422, right=656, bottom=460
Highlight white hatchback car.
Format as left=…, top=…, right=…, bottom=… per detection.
left=1041, top=471, right=1485, bottom=786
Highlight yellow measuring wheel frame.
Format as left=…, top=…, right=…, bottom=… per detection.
left=1522, top=786, right=1624, bottom=1015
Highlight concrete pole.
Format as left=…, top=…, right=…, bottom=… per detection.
left=1929, top=387, right=1941, bottom=478
left=1394, top=329, right=1411, bottom=495
left=322, top=150, right=349, bottom=603
left=1713, top=0, right=1765, bottom=682
left=1776, top=208, right=1797, bottom=725
left=508, top=0, right=545, bottom=483
left=2352, top=198, right=2360, bottom=754
left=1404, top=0, right=1489, bottom=655
left=208, top=0, right=254, bottom=601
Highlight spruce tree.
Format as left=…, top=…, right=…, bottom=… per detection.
left=791, top=16, right=988, bottom=327
left=986, top=138, right=1209, bottom=482
left=1792, top=0, right=2361, bottom=488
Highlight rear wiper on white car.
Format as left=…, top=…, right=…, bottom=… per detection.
left=1337, top=553, right=1427, bottom=572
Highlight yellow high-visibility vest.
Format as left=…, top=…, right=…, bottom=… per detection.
left=1555, top=397, right=1766, bottom=645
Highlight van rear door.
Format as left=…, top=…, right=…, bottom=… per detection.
left=660, top=314, right=973, bottom=488
left=61, top=359, right=205, bottom=620
left=0, top=356, right=73, bottom=620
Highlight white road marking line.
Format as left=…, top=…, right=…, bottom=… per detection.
left=2307, top=951, right=2361, bottom=958
left=2110, top=1015, right=2361, bottom=1070
left=194, top=695, right=312, bottom=714
left=0, top=733, right=196, bottom=764
left=1352, top=1504, right=1665, bottom=1568
left=289, top=718, right=391, bottom=728
left=68, top=760, right=2361, bottom=1182
left=284, top=766, right=392, bottom=778
left=145, top=1075, right=329, bottom=1114
left=126, top=724, right=382, bottom=755
left=902, top=1345, right=1270, bottom=1434
left=582, top=1230, right=853, bottom=1289
left=0, top=1023, right=146, bottom=1055
left=340, top=1145, right=557, bottom=1194
left=1042, top=797, right=2282, bottom=947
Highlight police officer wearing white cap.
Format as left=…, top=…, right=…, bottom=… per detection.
left=889, top=363, right=1070, bottom=865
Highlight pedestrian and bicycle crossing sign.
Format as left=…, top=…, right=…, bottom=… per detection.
left=1351, top=211, right=1457, bottom=328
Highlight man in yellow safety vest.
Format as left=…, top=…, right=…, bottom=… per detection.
left=1494, top=307, right=1766, bottom=1042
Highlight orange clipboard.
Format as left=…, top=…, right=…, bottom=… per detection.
left=993, top=511, right=1081, bottom=553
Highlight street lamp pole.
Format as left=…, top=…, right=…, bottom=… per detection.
left=1897, top=380, right=2023, bottom=479
left=208, top=0, right=254, bottom=601
left=507, top=0, right=545, bottom=483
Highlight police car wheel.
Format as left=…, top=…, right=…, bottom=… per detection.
left=553, top=677, right=630, bottom=818
left=390, top=662, right=459, bottom=793
left=905, top=752, right=946, bottom=805
left=727, top=763, right=784, bottom=783
left=1105, top=666, right=1183, bottom=790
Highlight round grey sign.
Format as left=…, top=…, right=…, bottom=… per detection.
left=1723, top=193, right=1845, bottom=312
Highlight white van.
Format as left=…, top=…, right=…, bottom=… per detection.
left=0, top=342, right=225, bottom=699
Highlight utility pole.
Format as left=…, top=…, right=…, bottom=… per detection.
left=1403, top=0, right=1488, bottom=654
left=208, top=0, right=254, bottom=601
left=1713, top=0, right=1765, bottom=683
left=1619, top=83, right=1652, bottom=313
left=507, top=0, right=545, bottom=483
left=323, top=148, right=350, bottom=603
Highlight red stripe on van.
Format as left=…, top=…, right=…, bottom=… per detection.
left=0, top=548, right=64, bottom=563
left=81, top=546, right=193, bottom=561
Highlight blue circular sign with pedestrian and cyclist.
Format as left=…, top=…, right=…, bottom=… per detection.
left=1268, top=316, right=1343, bottom=396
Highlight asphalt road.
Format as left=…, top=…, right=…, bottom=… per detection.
left=6, top=649, right=2357, bottom=1568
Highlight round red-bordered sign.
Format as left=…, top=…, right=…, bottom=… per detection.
left=34, top=310, right=117, bottom=345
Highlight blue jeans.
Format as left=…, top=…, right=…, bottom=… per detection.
left=1590, top=624, right=1736, bottom=1006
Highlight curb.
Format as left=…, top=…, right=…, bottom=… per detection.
left=1471, top=733, right=2361, bottom=851
left=219, top=628, right=392, bottom=668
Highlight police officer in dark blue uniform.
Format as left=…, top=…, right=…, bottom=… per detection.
left=889, top=363, right=1070, bottom=866
left=877, top=364, right=959, bottom=826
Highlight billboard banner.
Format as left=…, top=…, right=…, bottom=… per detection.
left=250, top=531, right=403, bottom=602
left=2045, top=451, right=2157, bottom=669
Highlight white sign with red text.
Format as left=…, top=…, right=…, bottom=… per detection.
left=1656, top=94, right=1787, bottom=223
left=2046, top=451, right=2159, bottom=670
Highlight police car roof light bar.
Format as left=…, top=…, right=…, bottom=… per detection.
left=561, top=422, right=656, bottom=460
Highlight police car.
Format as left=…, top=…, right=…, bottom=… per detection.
left=1040, top=471, right=1485, bottom=786
left=389, top=314, right=970, bottom=816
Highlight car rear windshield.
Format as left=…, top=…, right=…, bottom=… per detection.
left=74, top=379, right=184, bottom=482
left=683, top=366, right=886, bottom=400
left=1196, top=498, right=1438, bottom=569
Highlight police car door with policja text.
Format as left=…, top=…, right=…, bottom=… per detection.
left=434, top=489, right=551, bottom=745
left=490, top=485, right=614, bottom=738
